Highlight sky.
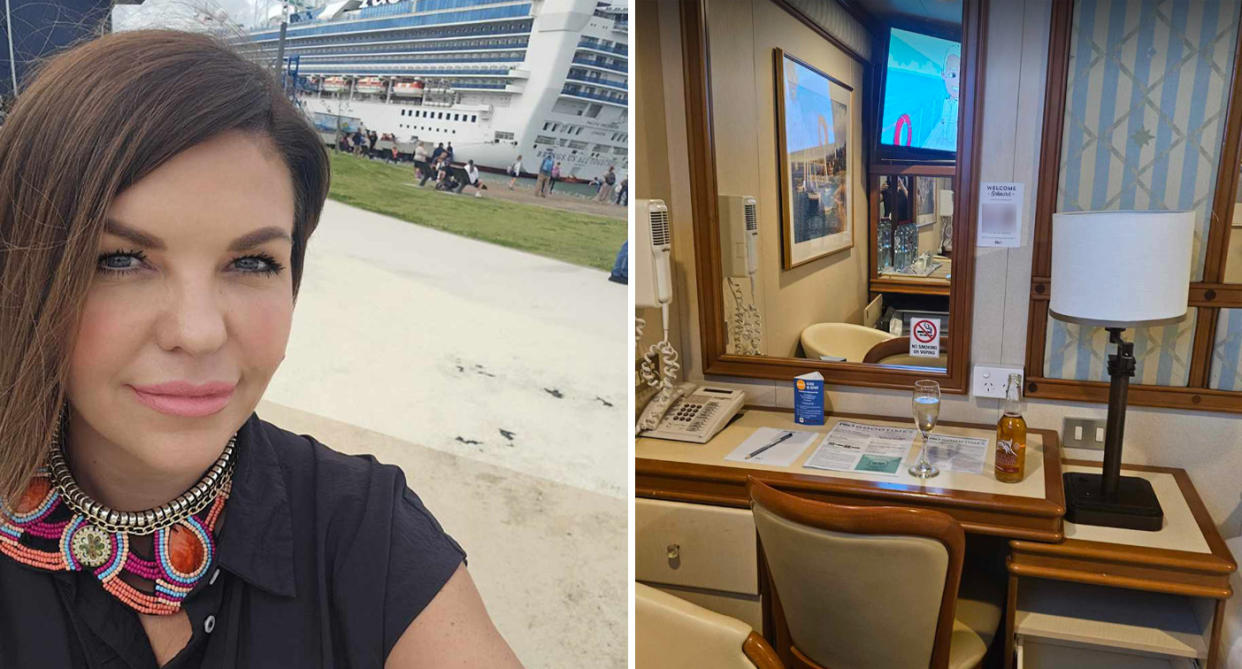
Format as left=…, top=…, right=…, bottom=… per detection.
left=112, top=0, right=278, bottom=32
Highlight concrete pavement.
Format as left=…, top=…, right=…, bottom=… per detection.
left=260, top=199, right=628, bottom=667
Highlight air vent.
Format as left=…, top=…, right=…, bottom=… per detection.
left=744, top=203, right=757, bottom=232
left=650, top=209, right=670, bottom=247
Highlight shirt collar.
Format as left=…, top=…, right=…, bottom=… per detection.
left=215, top=412, right=297, bottom=598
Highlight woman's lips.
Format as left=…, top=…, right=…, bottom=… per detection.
left=129, top=386, right=234, bottom=417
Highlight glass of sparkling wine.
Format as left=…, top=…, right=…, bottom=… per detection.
left=909, top=380, right=941, bottom=479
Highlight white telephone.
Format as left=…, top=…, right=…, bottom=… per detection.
left=637, top=383, right=746, bottom=444
left=719, top=195, right=763, bottom=355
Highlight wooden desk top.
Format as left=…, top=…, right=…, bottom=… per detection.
left=637, top=408, right=1066, bottom=542
left=1009, top=460, right=1237, bottom=600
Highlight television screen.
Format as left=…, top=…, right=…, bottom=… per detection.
left=879, top=27, right=961, bottom=154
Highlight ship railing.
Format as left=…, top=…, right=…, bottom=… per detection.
left=565, top=72, right=626, bottom=90
left=571, top=56, right=625, bottom=73
left=559, top=86, right=627, bottom=106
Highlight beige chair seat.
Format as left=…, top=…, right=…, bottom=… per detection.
left=948, top=619, right=988, bottom=669
left=800, top=323, right=894, bottom=362
left=636, top=583, right=781, bottom=668
left=956, top=571, right=1005, bottom=650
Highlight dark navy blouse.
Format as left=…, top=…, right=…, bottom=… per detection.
left=0, top=412, right=466, bottom=668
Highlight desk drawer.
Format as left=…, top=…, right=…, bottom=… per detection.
left=636, top=498, right=758, bottom=595
left=1016, top=636, right=1198, bottom=669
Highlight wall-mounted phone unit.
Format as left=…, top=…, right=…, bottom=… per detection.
left=635, top=198, right=672, bottom=310
left=719, top=195, right=763, bottom=356
left=638, top=383, right=746, bottom=444
left=635, top=199, right=684, bottom=433
left=719, top=195, right=759, bottom=279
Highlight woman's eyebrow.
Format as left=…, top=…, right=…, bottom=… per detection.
left=104, top=218, right=292, bottom=251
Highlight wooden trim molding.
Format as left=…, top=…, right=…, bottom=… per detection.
left=1024, top=4, right=1242, bottom=413
left=742, top=631, right=784, bottom=669
left=681, top=0, right=986, bottom=395
left=867, top=278, right=951, bottom=296
left=861, top=335, right=948, bottom=363
left=748, top=478, right=965, bottom=669
left=1024, top=375, right=1242, bottom=413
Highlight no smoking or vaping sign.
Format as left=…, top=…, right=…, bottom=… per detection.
left=909, top=318, right=941, bottom=358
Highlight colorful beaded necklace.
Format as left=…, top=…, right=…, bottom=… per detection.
left=0, top=408, right=236, bottom=615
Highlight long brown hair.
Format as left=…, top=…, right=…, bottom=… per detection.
left=0, top=30, right=330, bottom=502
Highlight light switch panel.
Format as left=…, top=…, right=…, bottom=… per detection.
left=1063, top=417, right=1107, bottom=450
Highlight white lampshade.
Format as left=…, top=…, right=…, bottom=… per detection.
left=938, top=190, right=954, bottom=216
left=1049, top=210, right=1194, bottom=328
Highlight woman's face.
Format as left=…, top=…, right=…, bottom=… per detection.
left=66, top=129, right=296, bottom=475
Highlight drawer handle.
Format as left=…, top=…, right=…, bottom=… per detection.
left=666, top=544, right=680, bottom=560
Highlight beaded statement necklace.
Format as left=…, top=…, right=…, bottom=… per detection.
left=0, top=407, right=236, bottom=615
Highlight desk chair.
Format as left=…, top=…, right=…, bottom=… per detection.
left=862, top=336, right=950, bottom=368
left=748, top=478, right=995, bottom=669
left=636, top=583, right=783, bottom=669
left=799, top=323, right=894, bottom=362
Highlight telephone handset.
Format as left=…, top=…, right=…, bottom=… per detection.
left=637, top=383, right=746, bottom=444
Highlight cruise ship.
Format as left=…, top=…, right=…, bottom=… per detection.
left=236, top=0, right=628, bottom=181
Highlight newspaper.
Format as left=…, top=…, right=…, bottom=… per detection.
left=922, top=433, right=989, bottom=474
left=803, top=422, right=916, bottom=476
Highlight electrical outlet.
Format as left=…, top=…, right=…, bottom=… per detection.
left=1062, top=417, right=1107, bottom=450
left=971, top=365, right=1024, bottom=398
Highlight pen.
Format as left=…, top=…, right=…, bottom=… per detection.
left=746, top=431, right=794, bottom=459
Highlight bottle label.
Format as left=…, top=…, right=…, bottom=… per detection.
left=996, top=439, right=1019, bottom=473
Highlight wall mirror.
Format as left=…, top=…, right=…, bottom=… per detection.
left=683, top=0, right=983, bottom=392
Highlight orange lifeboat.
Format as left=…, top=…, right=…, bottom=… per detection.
left=392, top=80, right=425, bottom=97
left=355, top=76, right=385, bottom=95
left=322, top=76, right=346, bottom=93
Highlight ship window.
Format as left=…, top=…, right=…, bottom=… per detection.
left=471, top=115, right=477, bottom=123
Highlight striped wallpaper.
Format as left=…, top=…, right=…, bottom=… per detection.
left=1044, top=0, right=1240, bottom=385
left=783, top=0, right=871, bottom=58
left=1210, top=308, right=1242, bottom=390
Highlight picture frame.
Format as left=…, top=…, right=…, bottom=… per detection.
left=915, top=175, right=937, bottom=226
left=774, top=48, right=853, bottom=269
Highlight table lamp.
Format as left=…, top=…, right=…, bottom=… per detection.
left=1049, top=210, right=1194, bottom=531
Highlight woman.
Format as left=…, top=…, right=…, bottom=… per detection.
left=0, top=30, right=521, bottom=668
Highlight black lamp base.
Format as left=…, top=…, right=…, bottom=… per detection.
left=1064, top=472, right=1164, bottom=531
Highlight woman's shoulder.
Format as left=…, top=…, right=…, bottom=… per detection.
left=251, top=416, right=409, bottom=504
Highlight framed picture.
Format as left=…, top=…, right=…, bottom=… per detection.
left=915, top=175, right=937, bottom=226
left=774, top=48, right=853, bottom=269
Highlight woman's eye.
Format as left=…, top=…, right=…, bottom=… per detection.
left=95, top=250, right=284, bottom=277
left=234, top=253, right=285, bottom=276
left=97, top=250, right=147, bottom=274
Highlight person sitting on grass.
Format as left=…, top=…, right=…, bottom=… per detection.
left=436, top=170, right=459, bottom=192
left=464, top=160, right=486, bottom=198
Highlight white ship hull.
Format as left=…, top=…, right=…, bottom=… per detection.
left=304, top=95, right=625, bottom=181
left=239, top=0, right=629, bottom=182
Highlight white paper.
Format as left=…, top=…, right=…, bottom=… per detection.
left=922, top=433, right=990, bottom=474
left=724, top=427, right=818, bottom=467
left=908, top=318, right=941, bottom=358
left=978, top=182, right=1024, bottom=247
left=803, top=422, right=916, bottom=476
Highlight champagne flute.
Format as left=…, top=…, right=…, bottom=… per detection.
left=909, top=379, right=940, bottom=479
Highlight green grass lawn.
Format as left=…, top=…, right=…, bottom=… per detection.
left=326, top=152, right=626, bottom=271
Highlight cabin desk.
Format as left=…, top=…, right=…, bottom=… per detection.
left=1005, top=461, right=1237, bottom=669
left=636, top=408, right=1066, bottom=541
left=636, top=407, right=1064, bottom=638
